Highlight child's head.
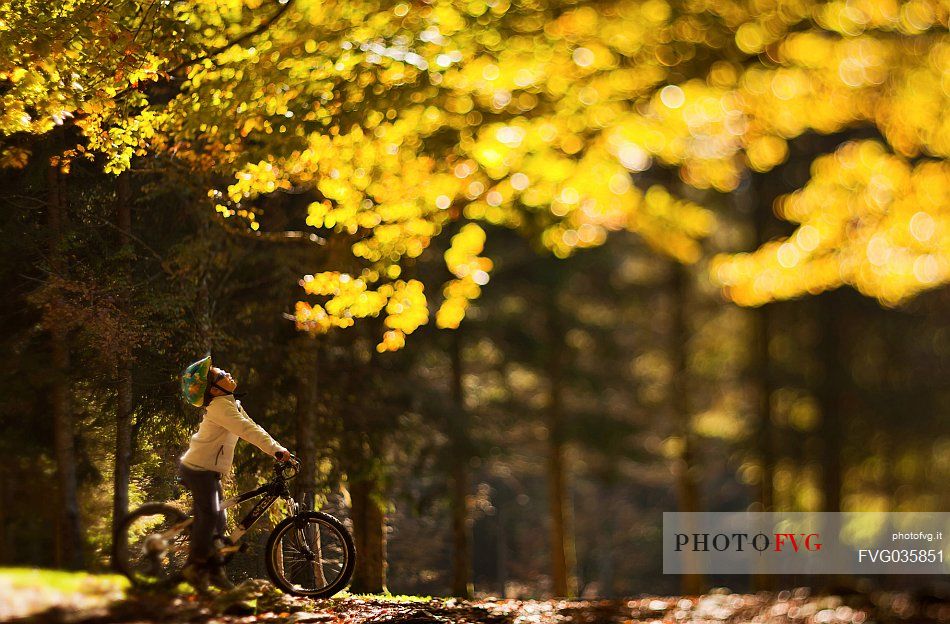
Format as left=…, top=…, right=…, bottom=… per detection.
left=203, top=367, right=237, bottom=406
left=181, top=356, right=238, bottom=407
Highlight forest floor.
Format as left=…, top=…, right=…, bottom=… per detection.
left=1, top=569, right=948, bottom=624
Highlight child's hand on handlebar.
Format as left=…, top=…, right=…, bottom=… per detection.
left=275, top=449, right=293, bottom=463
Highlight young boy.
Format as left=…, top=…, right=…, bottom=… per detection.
left=179, top=355, right=292, bottom=591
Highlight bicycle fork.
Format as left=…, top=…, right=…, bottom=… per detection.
left=294, top=516, right=328, bottom=587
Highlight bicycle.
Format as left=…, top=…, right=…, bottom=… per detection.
left=112, top=457, right=356, bottom=598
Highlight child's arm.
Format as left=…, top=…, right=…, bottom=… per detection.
left=206, top=398, right=287, bottom=458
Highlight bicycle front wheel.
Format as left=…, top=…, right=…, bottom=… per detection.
left=265, top=511, right=355, bottom=597
left=113, top=503, right=191, bottom=588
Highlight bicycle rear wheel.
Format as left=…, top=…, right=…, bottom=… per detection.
left=265, top=511, right=355, bottom=597
left=113, top=503, right=191, bottom=588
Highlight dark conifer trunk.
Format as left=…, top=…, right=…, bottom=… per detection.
left=816, top=292, right=848, bottom=593
left=546, top=301, right=576, bottom=597
left=113, top=172, right=134, bottom=539
left=669, top=262, right=702, bottom=594
left=747, top=168, right=783, bottom=591
left=0, top=468, right=7, bottom=561
left=47, top=158, right=85, bottom=570
left=751, top=188, right=775, bottom=514
left=293, top=339, right=319, bottom=507
left=348, top=477, right=387, bottom=593
left=818, top=292, right=845, bottom=513
left=449, top=331, right=473, bottom=598
left=753, top=306, right=774, bottom=510
left=496, top=503, right=508, bottom=596
left=751, top=305, right=775, bottom=592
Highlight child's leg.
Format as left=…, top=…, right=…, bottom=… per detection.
left=214, top=477, right=227, bottom=541
left=178, top=463, right=221, bottom=565
left=207, top=476, right=236, bottom=589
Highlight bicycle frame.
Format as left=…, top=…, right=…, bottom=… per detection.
left=218, top=480, right=296, bottom=553
left=160, top=472, right=296, bottom=556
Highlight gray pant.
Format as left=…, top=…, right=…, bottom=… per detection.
left=178, top=462, right=226, bottom=564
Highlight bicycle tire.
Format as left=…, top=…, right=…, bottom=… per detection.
left=113, top=502, right=190, bottom=588
left=265, top=511, right=356, bottom=597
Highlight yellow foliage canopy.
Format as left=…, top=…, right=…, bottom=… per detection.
left=1, top=0, right=947, bottom=347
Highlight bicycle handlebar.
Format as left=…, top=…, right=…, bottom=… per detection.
left=274, top=454, right=300, bottom=480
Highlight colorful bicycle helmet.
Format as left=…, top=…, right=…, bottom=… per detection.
left=181, top=355, right=212, bottom=406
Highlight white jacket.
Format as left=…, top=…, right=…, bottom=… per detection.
left=180, top=395, right=286, bottom=475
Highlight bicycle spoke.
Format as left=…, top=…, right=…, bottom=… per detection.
left=285, top=534, right=308, bottom=554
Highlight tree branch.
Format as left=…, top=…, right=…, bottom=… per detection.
left=115, top=0, right=296, bottom=101
left=211, top=215, right=327, bottom=245
left=163, top=0, right=295, bottom=78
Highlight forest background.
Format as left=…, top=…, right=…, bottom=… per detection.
left=0, top=0, right=947, bottom=599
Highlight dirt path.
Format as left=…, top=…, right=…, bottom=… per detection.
left=2, top=575, right=948, bottom=624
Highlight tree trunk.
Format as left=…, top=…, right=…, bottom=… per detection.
left=669, top=262, right=703, bottom=594
left=546, top=302, right=576, bottom=598
left=496, top=503, right=508, bottom=597
left=597, top=483, right=619, bottom=597
left=0, top=467, right=7, bottom=561
left=47, top=159, right=85, bottom=570
left=753, top=305, right=773, bottom=511
left=448, top=332, right=473, bottom=598
left=750, top=305, right=776, bottom=592
left=818, top=292, right=845, bottom=513
left=113, top=172, right=134, bottom=539
left=750, top=168, right=780, bottom=515
left=815, top=291, right=850, bottom=592
left=751, top=321, right=775, bottom=584
left=747, top=169, right=781, bottom=591
left=348, top=477, right=387, bottom=593
left=293, top=342, right=319, bottom=508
